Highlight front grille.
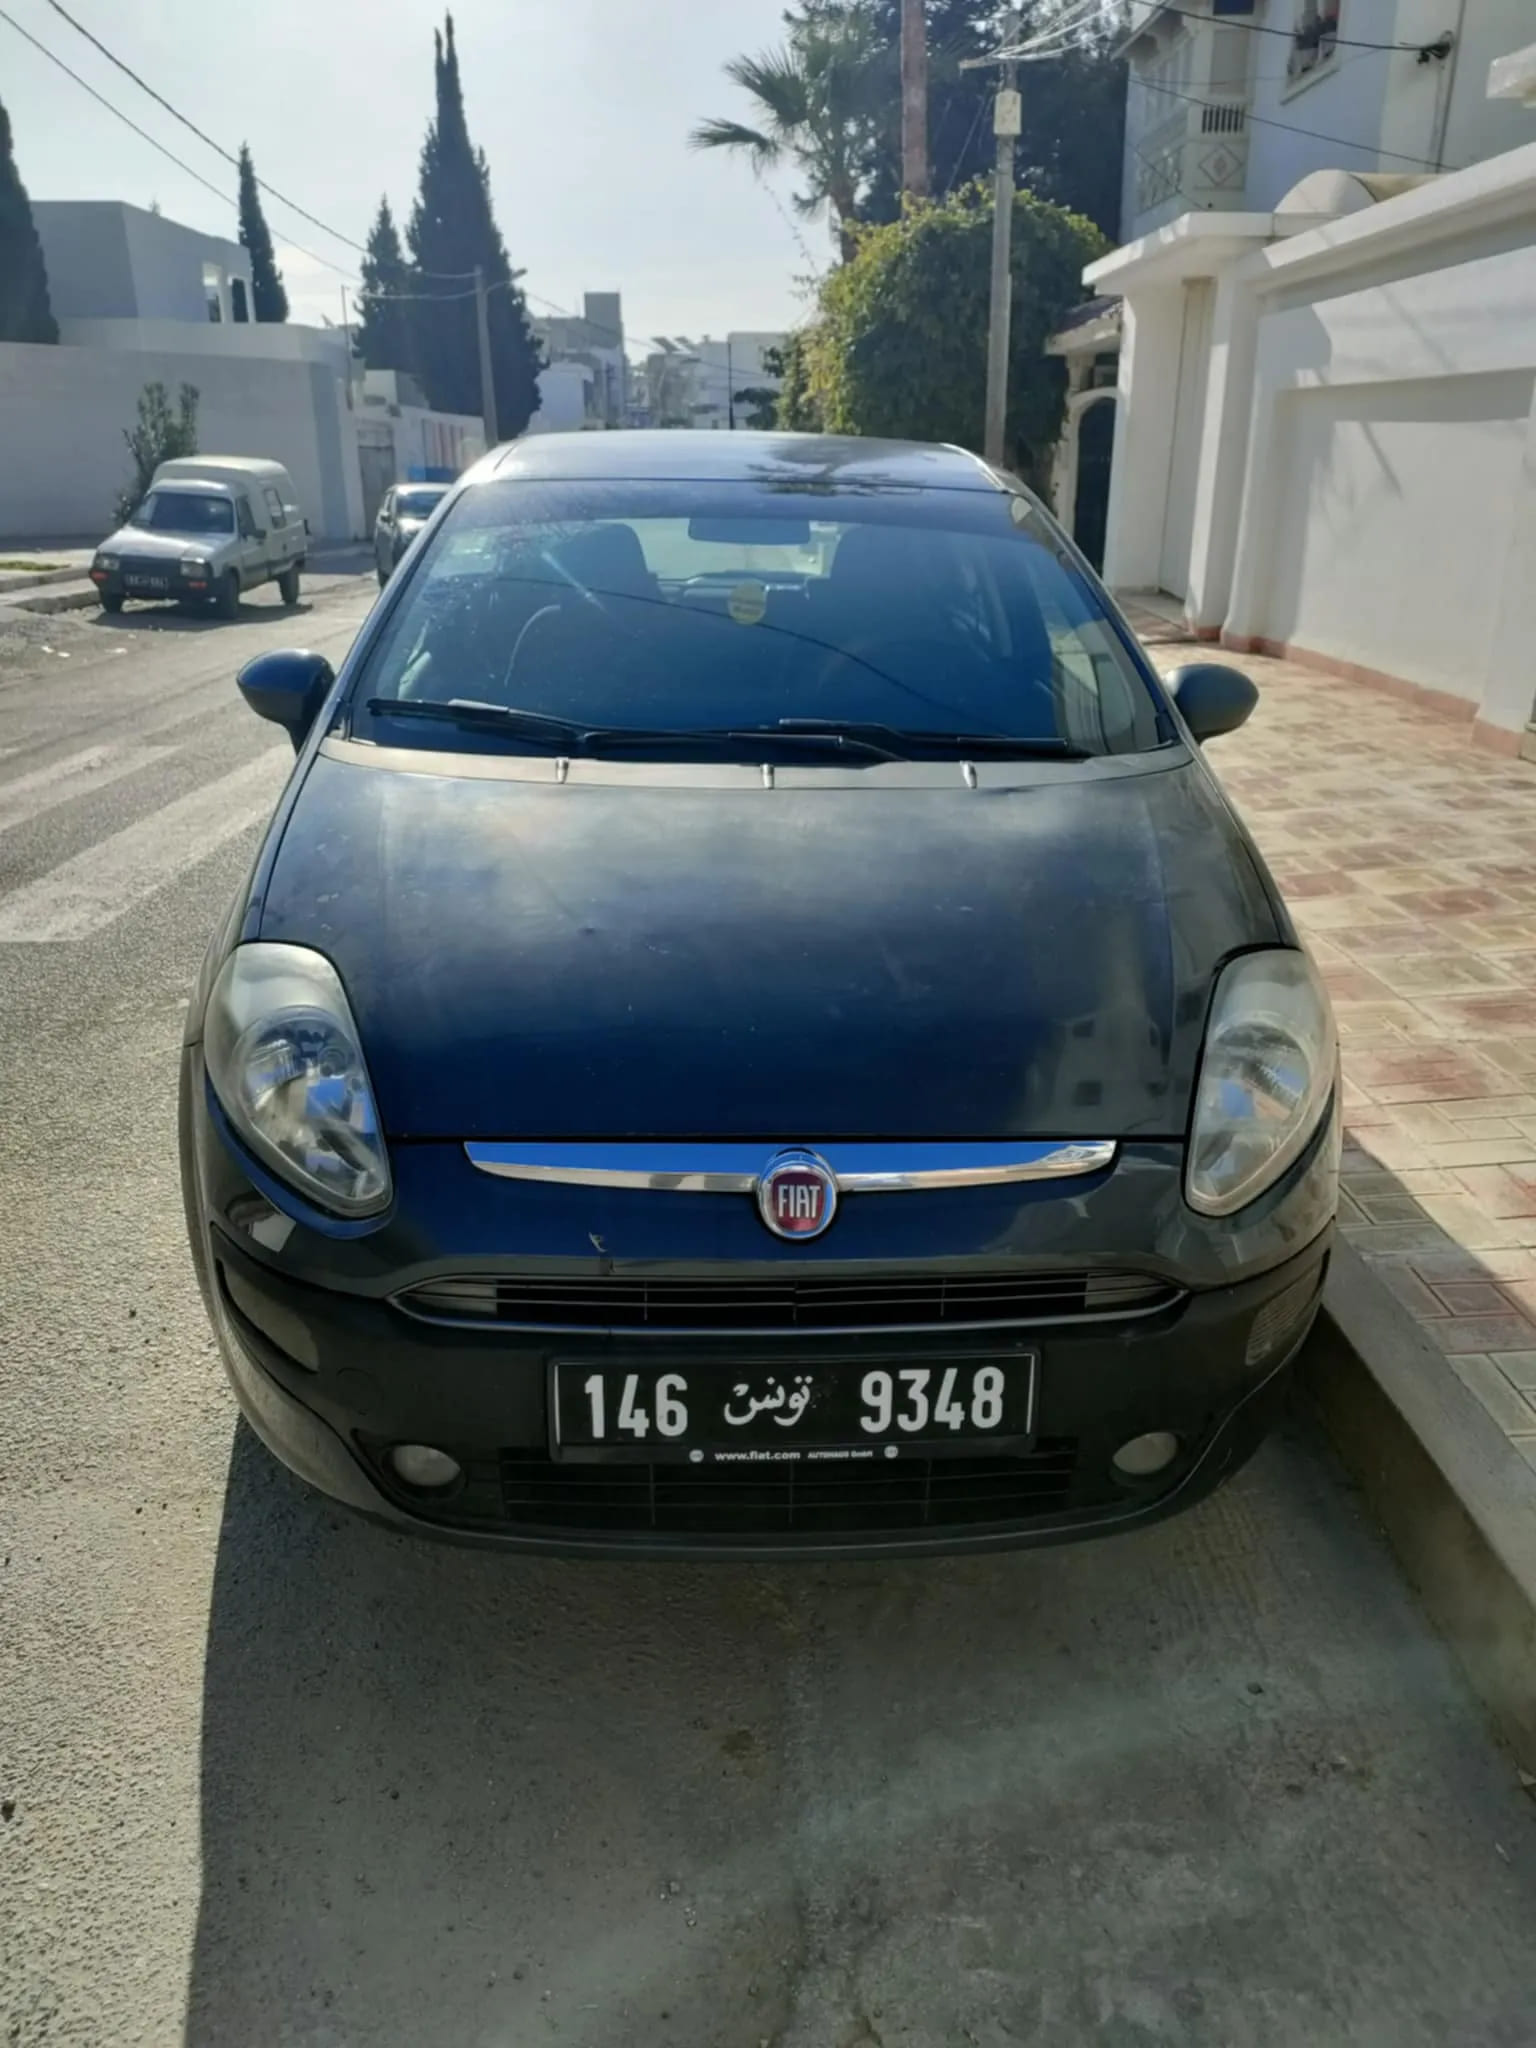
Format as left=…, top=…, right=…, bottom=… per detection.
left=494, top=1441, right=1081, bottom=1536
left=396, top=1268, right=1180, bottom=1332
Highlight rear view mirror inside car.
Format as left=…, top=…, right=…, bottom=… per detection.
left=687, top=516, right=812, bottom=545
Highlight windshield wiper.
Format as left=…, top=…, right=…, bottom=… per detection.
left=365, top=697, right=592, bottom=746
left=593, top=725, right=904, bottom=763
left=769, top=719, right=1092, bottom=760
left=366, top=702, right=903, bottom=763
left=363, top=701, right=1083, bottom=765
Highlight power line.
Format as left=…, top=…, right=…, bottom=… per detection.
left=31, top=0, right=485, bottom=281
left=972, top=0, right=1122, bottom=66
left=1135, top=75, right=1457, bottom=171
left=0, top=3, right=361, bottom=280
left=38, top=0, right=372, bottom=253
left=1134, top=3, right=1420, bottom=55
left=0, top=5, right=231, bottom=212
left=364, top=274, right=525, bottom=306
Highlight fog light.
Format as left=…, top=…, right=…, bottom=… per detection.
left=1112, top=1430, right=1181, bottom=1478
left=389, top=1443, right=461, bottom=1490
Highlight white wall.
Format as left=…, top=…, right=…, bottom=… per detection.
left=1441, top=0, right=1536, bottom=168
left=58, top=318, right=350, bottom=370
left=528, top=360, right=593, bottom=435
left=392, top=405, right=483, bottom=478
left=1220, top=149, right=1536, bottom=736
left=1094, top=139, right=1536, bottom=738
left=1243, top=0, right=1395, bottom=205
left=0, top=341, right=362, bottom=540
left=1262, top=370, right=1533, bottom=697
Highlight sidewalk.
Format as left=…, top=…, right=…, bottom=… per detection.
left=0, top=542, right=373, bottom=619
left=1126, top=605, right=1536, bottom=1466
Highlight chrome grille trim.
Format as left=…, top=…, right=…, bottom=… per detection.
left=463, top=1139, right=1117, bottom=1193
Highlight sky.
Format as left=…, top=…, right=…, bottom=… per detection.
left=2, top=0, right=829, bottom=349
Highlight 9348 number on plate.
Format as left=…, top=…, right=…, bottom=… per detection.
left=551, top=1353, right=1036, bottom=1464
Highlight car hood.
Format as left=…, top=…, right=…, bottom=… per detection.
left=102, top=527, right=224, bottom=562
left=257, top=751, right=1281, bottom=1140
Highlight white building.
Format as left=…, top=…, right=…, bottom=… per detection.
left=5, top=200, right=361, bottom=538
left=1051, top=6, right=1536, bottom=753
left=529, top=292, right=628, bottom=432
left=1120, top=0, right=1534, bottom=241
left=641, top=333, right=786, bottom=430
left=3, top=200, right=481, bottom=542
left=354, top=370, right=484, bottom=528
left=33, top=199, right=254, bottom=326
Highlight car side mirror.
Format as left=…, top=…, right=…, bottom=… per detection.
left=1166, top=662, right=1259, bottom=744
left=237, top=649, right=334, bottom=749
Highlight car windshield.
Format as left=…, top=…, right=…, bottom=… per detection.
left=395, top=487, right=449, bottom=520
left=130, top=490, right=236, bottom=536
left=350, top=478, right=1167, bottom=757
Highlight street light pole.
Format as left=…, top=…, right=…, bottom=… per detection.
left=474, top=265, right=499, bottom=449
left=983, top=62, right=1021, bottom=467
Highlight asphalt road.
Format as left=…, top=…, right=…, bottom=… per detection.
left=3, top=577, right=1536, bottom=2047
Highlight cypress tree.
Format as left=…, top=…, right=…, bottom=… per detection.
left=0, top=96, right=59, bottom=343
left=357, top=197, right=412, bottom=372
left=236, top=144, right=289, bottom=323
left=407, top=15, right=541, bottom=437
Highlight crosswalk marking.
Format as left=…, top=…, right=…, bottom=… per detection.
left=0, top=744, right=172, bottom=836
left=0, top=747, right=291, bottom=943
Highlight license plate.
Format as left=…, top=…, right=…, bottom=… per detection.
left=550, top=1353, right=1037, bottom=1464
left=124, top=573, right=170, bottom=592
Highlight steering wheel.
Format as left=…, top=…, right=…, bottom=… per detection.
left=501, top=603, right=566, bottom=693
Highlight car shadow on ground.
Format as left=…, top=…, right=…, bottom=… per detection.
left=83, top=598, right=316, bottom=635
left=183, top=1401, right=1536, bottom=2048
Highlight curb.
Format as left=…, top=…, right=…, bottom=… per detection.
left=0, top=584, right=101, bottom=617
left=0, top=565, right=90, bottom=595
left=1304, top=1238, right=1536, bottom=1772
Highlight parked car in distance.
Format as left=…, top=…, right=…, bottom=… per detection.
left=91, top=455, right=308, bottom=619
left=374, top=482, right=451, bottom=586
left=183, top=431, right=1339, bottom=1562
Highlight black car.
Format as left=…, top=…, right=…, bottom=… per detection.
left=181, top=432, right=1339, bottom=1560
left=373, top=482, right=450, bottom=586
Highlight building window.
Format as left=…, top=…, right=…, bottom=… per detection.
left=231, top=278, right=250, bottom=324
left=1287, top=0, right=1340, bottom=85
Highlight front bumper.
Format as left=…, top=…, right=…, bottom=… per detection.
left=182, top=1052, right=1338, bottom=1560
left=91, top=557, right=212, bottom=601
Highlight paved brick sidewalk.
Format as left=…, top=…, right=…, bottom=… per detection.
left=1132, top=619, right=1536, bottom=1465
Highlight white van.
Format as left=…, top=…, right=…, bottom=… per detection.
left=90, top=456, right=309, bottom=619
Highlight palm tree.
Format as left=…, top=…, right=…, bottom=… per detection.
left=690, top=9, right=882, bottom=261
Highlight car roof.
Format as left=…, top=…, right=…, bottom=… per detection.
left=148, top=478, right=235, bottom=495
left=158, top=455, right=290, bottom=476
left=482, top=430, right=1004, bottom=494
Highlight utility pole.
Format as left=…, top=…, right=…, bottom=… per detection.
left=983, top=51, right=1021, bottom=466
left=901, top=0, right=930, bottom=199
left=474, top=265, right=499, bottom=448
left=339, top=283, right=355, bottom=410
left=727, top=335, right=735, bottom=430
